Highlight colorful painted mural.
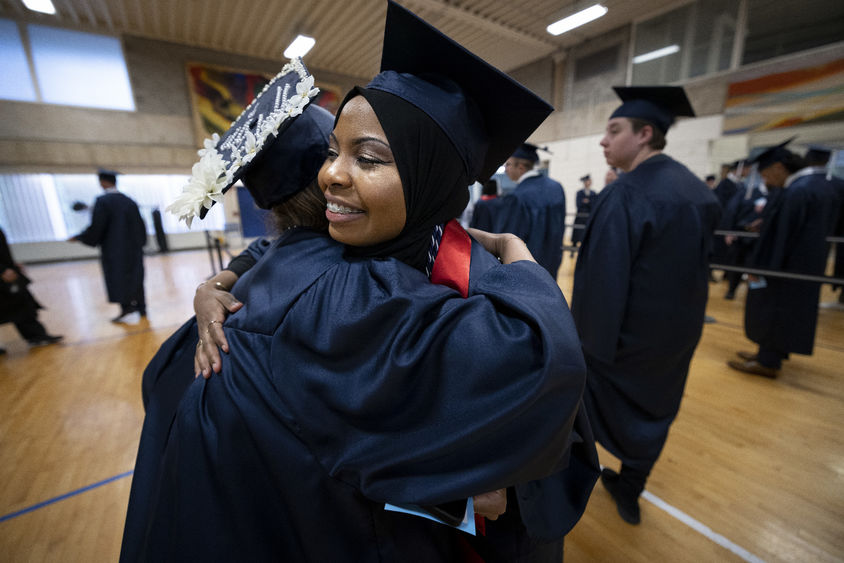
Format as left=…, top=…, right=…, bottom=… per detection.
left=186, top=62, right=342, bottom=144
left=723, top=58, right=844, bottom=135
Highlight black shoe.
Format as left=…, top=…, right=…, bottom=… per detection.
left=727, top=359, right=778, bottom=379
left=28, top=335, right=63, bottom=347
left=601, top=468, right=641, bottom=525
left=724, top=290, right=735, bottom=300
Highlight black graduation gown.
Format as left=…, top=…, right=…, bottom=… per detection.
left=571, top=154, right=721, bottom=471
left=0, top=228, right=42, bottom=325
left=127, top=228, right=593, bottom=562
left=571, top=189, right=593, bottom=245
left=713, top=177, right=738, bottom=210
left=470, top=174, right=566, bottom=278
left=75, top=191, right=146, bottom=304
left=121, top=238, right=274, bottom=561
left=830, top=175, right=844, bottom=284
left=745, top=169, right=840, bottom=354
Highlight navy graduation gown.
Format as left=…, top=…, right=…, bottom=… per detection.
left=572, top=154, right=721, bottom=471
left=571, top=189, right=592, bottom=244
left=745, top=169, right=840, bottom=354
left=471, top=174, right=566, bottom=278
left=75, top=192, right=146, bottom=304
left=128, top=228, right=591, bottom=561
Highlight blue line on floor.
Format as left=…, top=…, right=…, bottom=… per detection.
left=0, top=470, right=133, bottom=523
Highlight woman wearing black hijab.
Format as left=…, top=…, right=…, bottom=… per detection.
left=133, top=3, right=596, bottom=561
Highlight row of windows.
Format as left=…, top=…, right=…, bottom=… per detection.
left=0, top=174, right=224, bottom=244
left=577, top=0, right=844, bottom=87
left=0, top=18, right=134, bottom=110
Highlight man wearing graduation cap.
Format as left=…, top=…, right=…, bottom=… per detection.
left=470, top=142, right=567, bottom=278
left=571, top=86, right=721, bottom=524
left=69, top=170, right=147, bottom=322
left=728, top=139, right=839, bottom=377
left=571, top=174, right=593, bottom=255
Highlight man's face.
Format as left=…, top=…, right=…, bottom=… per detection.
left=760, top=162, right=789, bottom=188
left=504, top=158, right=527, bottom=182
left=600, top=117, right=647, bottom=172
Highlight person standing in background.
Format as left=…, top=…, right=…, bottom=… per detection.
left=470, top=143, right=566, bottom=279
left=0, top=227, right=63, bottom=353
left=69, top=170, right=147, bottom=323
left=728, top=141, right=840, bottom=378
left=572, top=86, right=721, bottom=525
left=570, top=174, right=593, bottom=256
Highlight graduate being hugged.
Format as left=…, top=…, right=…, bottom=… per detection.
left=129, top=2, right=597, bottom=562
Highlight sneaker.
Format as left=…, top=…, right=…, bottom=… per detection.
left=601, top=468, right=641, bottom=525
left=29, top=335, right=63, bottom=347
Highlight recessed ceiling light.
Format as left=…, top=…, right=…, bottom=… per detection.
left=283, top=35, right=316, bottom=59
left=547, top=4, right=608, bottom=36
left=22, top=0, right=56, bottom=15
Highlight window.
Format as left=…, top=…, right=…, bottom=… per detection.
left=743, top=0, right=844, bottom=65
left=0, top=19, right=135, bottom=110
left=0, top=174, right=225, bottom=243
left=631, top=1, right=738, bottom=84
left=0, top=18, right=37, bottom=102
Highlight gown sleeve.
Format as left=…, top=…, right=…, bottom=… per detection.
left=571, top=185, right=637, bottom=364
left=75, top=197, right=109, bottom=247
left=271, top=256, right=587, bottom=506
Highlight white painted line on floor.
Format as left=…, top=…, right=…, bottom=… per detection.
left=641, top=490, right=766, bottom=563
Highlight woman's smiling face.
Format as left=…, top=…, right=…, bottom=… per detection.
left=318, top=96, right=406, bottom=247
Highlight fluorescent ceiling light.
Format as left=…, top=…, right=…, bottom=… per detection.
left=547, top=4, right=607, bottom=36
left=22, top=0, right=55, bottom=14
left=284, top=35, right=315, bottom=59
left=633, top=44, right=681, bottom=64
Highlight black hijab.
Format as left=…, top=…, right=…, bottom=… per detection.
left=336, top=87, right=470, bottom=272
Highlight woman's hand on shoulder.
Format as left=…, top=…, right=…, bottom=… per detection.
left=465, top=228, right=535, bottom=265
left=193, top=271, right=242, bottom=379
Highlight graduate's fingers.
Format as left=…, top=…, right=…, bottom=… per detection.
left=472, top=489, right=507, bottom=521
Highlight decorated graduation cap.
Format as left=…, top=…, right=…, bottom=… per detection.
left=98, top=169, right=118, bottom=185
left=167, top=58, right=332, bottom=227
left=610, top=86, right=695, bottom=135
left=364, top=0, right=554, bottom=182
left=749, top=137, right=797, bottom=171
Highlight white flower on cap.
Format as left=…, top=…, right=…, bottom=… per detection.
left=168, top=58, right=320, bottom=227
left=166, top=151, right=228, bottom=227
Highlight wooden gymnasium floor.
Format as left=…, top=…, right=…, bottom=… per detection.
left=0, top=247, right=842, bottom=562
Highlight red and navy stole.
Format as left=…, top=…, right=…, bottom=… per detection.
left=430, top=219, right=472, bottom=298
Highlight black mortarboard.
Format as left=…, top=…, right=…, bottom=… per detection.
left=579, top=174, right=591, bottom=182
left=512, top=143, right=540, bottom=163
left=168, top=59, right=332, bottom=226
left=749, top=137, right=797, bottom=171
left=98, top=169, right=118, bottom=184
left=366, top=0, right=553, bottom=181
left=804, top=145, right=832, bottom=165
left=610, top=86, right=696, bottom=134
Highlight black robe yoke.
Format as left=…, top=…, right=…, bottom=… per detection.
left=572, top=153, right=721, bottom=470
